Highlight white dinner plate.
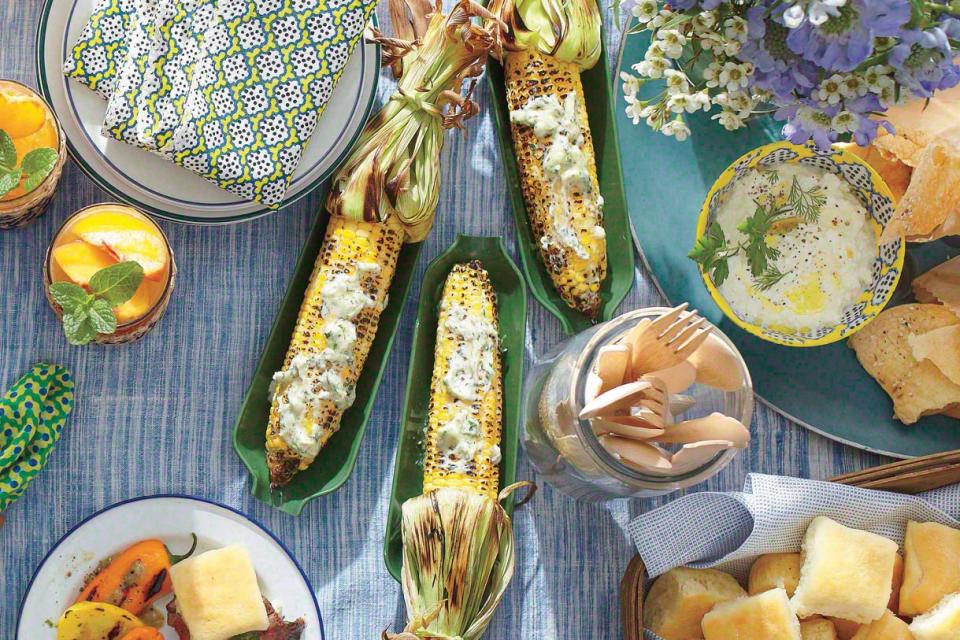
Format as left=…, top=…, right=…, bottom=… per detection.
left=35, top=0, right=380, bottom=224
left=16, top=495, right=324, bottom=639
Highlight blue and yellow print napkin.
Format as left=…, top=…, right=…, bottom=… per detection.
left=64, top=0, right=139, bottom=99
left=65, top=0, right=375, bottom=207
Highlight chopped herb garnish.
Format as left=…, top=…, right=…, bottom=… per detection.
left=787, top=175, right=826, bottom=223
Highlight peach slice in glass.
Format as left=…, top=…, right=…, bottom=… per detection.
left=52, top=240, right=117, bottom=287
left=70, top=210, right=169, bottom=280
left=113, top=285, right=154, bottom=323
left=0, top=92, right=46, bottom=138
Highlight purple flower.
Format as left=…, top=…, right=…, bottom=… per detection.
left=785, top=0, right=911, bottom=72
left=889, top=27, right=960, bottom=96
left=738, top=5, right=819, bottom=97
left=777, top=102, right=840, bottom=151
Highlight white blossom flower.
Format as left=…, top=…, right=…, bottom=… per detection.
left=721, top=39, right=742, bottom=56
left=692, top=11, right=717, bottom=32
left=726, top=90, right=755, bottom=113
left=656, top=29, right=687, bottom=59
left=662, top=117, right=691, bottom=141
left=624, top=94, right=646, bottom=124
left=649, top=9, right=674, bottom=29
left=724, top=17, right=748, bottom=43
left=631, top=0, right=658, bottom=23
left=782, top=4, right=805, bottom=28
left=808, top=0, right=846, bottom=26
left=831, top=110, right=857, bottom=133
left=620, top=71, right=641, bottom=97
left=864, top=65, right=893, bottom=92
left=713, top=109, right=746, bottom=131
left=689, top=90, right=711, bottom=112
left=664, top=69, right=690, bottom=94
left=635, top=56, right=670, bottom=79
left=702, top=61, right=723, bottom=88
left=817, top=74, right=845, bottom=105
left=839, top=74, right=867, bottom=98
left=718, top=62, right=750, bottom=92
left=874, top=76, right=896, bottom=106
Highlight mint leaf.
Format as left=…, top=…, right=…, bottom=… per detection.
left=21, top=148, right=59, bottom=193
left=0, top=130, right=15, bottom=170
left=89, top=261, right=145, bottom=306
left=87, top=298, right=117, bottom=333
left=0, top=167, right=22, bottom=199
left=62, top=309, right=97, bottom=346
left=49, top=282, right=91, bottom=313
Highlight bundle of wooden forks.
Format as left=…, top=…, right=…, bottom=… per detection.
left=580, top=304, right=751, bottom=473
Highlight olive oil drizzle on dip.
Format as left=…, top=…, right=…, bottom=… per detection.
left=692, top=163, right=875, bottom=331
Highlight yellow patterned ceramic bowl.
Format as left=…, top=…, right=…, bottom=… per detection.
left=695, top=141, right=905, bottom=347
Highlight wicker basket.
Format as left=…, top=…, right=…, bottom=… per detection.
left=620, top=451, right=960, bottom=640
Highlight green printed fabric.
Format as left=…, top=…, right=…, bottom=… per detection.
left=63, top=0, right=138, bottom=99
left=68, top=0, right=376, bottom=207
left=0, top=364, right=75, bottom=512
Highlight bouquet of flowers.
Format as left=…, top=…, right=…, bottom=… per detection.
left=619, top=0, right=960, bottom=148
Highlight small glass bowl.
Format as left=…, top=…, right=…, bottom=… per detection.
left=521, top=307, right=753, bottom=501
left=0, top=80, right=66, bottom=229
left=43, top=203, right=177, bottom=344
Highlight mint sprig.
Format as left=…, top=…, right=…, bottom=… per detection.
left=49, top=261, right=145, bottom=346
left=0, top=129, right=58, bottom=199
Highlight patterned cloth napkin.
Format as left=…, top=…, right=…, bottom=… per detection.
left=65, top=0, right=375, bottom=207
left=629, top=474, right=960, bottom=640
left=0, top=364, right=75, bottom=512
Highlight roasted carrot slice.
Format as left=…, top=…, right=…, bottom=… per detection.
left=118, top=628, right=165, bottom=640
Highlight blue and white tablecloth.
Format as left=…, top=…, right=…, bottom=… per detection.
left=0, top=1, right=894, bottom=637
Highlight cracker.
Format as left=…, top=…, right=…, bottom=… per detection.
left=909, top=325, right=960, bottom=387
left=849, top=304, right=960, bottom=424
left=913, top=256, right=960, bottom=317
left=881, top=140, right=960, bottom=243
left=873, top=85, right=960, bottom=167
left=838, top=142, right=912, bottom=203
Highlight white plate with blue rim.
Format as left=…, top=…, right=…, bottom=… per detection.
left=35, top=0, right=380, bottom=224
left=16, top=495, right=324, bottom=639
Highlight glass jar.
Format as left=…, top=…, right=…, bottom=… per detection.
left=43, top=203, right=177, bottom=344
left=521, top=307, right=753, bottom=501
left=0, top=80, right=66, bottom=229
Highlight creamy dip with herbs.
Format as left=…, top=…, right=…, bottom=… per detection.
left=271, top=262, right=380, bottom=459
left=510, top=93, right=605, bottom=259
left=435, top=300, right=501, bottom=472
left=704, top=164, right=874, bottom=331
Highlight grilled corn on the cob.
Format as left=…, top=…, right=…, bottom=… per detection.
left=266, top=216, right=403, bottom=487
left=506, top=46, right=606, bottom=317
left=387, top=260, right=518, bottom=640
left=423, top=261, right=503, bottom=499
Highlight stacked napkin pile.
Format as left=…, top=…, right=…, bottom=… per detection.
left=64, top=0, right=375, bottom=207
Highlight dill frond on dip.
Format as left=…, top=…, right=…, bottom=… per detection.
left=691, top=163, right=875, bottom=332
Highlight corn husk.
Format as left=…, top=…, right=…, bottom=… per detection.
left=385, top=484, right=532, bottom=640
left=489, top=0, right=602, bottom=70
left=326, top=0, right=500, bottom=242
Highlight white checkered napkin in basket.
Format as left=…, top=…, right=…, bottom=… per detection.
left=632, top=474, right=960, bottom=640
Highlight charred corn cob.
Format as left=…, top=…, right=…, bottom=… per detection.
left=493, top=0, right=606, bottom=318
left=386, top=260, right=523, bottom=640
left=266, top=216, right=403, bottom=487
left=423, top=261, right=503, bottom=499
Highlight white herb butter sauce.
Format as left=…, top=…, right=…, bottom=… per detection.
left=436, top=301, right=500, bottom=471
left=272, top=262, right=381, bottom=458
left=510, top=93, right=604, bottom=259
left=714, top=164, right=874, bottom=331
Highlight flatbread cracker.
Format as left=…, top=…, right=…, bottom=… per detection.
left=849, top=304, right=960, bottom=424
left=838, top=142, right=912, bottom=203
left=873, top=86, right=960, bottom=167
left=913, top=256, right=960, bottom=316
left=909, top=325, right=960, bottom=386
left=881, top=139, right=960, bottom=242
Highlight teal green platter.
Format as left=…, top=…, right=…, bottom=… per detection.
left=486, top=6, right=636, bottom=334
left=234, top=203, right=422, bottom=515
left=615, top=26, right=959, bottom=458
left=383, top=235, right=527, bottom=582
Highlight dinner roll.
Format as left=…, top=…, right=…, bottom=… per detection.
left=909, top=592, right=960, bottom=640
left=849, top=610, right=912, bottom=640
left=791, top=517, right=899, bottom=623
left=644, top=566, right=747, bottom=640
left=701, top=588, right=801, bottom=640
left=749, top=553, right=803, bottom=597
left=801, top=618, right=838, bottom=640
left=827, top=618, right=862, bottom=640
left=900, top=521, right=960, bottom=616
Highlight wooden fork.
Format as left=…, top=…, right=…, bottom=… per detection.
left=628, top=304, right=712, bottom=374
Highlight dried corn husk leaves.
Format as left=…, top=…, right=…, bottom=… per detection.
left=849, top=304, right=960, bottom=424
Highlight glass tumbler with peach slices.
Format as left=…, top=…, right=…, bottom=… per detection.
left=0, top=79, right=65, bottom=229
left=44, top=204, right=176, bottom=345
